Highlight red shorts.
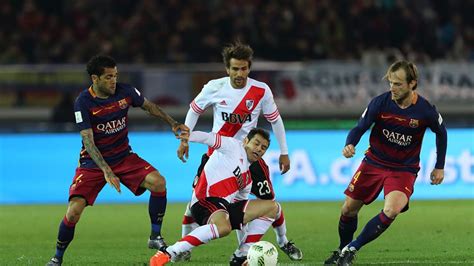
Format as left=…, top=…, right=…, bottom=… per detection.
left=69, top=153, right=157, bottom=205
left=344, top=161, right=416, bottom=206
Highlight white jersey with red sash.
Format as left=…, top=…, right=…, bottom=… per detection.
left=190, top=131, right=253, bottom=207
left=190, top=77, right=279, bottom=143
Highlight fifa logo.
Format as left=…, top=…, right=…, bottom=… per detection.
left=221, top=112, right=251, bottom=124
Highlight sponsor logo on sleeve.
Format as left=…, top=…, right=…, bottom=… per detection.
left=75, top=111, right=83, bottom=123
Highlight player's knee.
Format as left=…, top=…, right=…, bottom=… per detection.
left=65, top=211, right=81, bottom=223
left=383, top=207, right=401, bottom=219
left=215, top=221, right=232, bottom=237
left=66, top=201, right=85, bottom=222
left=341, top=204, right=359, bottom=217
left=150, top=175, right=166, bottom=192
left=267, top=201, right=278, bottom=219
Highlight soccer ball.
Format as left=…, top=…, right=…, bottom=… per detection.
left=246, top=241, right=278, bottom=266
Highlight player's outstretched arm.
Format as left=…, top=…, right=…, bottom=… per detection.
left=269, top=117, right=290, bottom=174
left=80, top=129, right=121, bottom=193
left=141, top=98, right=190, bottom=137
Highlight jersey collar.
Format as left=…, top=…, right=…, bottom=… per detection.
left=412, top=91, right=418, bottom=105
left=88, top=86, right=97, bottom=98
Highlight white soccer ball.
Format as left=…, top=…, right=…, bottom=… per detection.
left=246, top=241, right=278, bottom=266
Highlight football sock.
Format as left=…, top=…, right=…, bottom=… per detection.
left=338, top=214, right=358, bottom=250
left=272, top=203, right=288, bottom=246
left=149, top=191, right=167, bottom=238
left=236, top=228, right=246, bottom=246
left=350, top=210, right=394, bottom=250
left=236, top=216, right=275, bottom=256
left=55, top=216, right=77, bottom=258
left=182, top=215, right=198, bottom=237
left=166, top=224, right=219, bottom=259
left=181, top=202, right=198, bottom=237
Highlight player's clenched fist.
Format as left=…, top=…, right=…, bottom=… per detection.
left=342, top=144, right=356, bottom=158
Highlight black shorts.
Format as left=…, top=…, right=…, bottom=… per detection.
left=190, top=197, right=248, bottom=230
left=194, top=154, right=275, bottom=200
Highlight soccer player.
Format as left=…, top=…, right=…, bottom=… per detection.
left=46, top=55, right=189, bottom=266
left=150, top=128, right=279, bottom=266
left=323, top=60, right=447, bottom=266
left=177, top=42, right=302, bottom=264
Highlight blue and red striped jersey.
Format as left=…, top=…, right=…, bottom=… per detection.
left=74, top=83, right=145, bottom=168
left=346, top=91, right=447, bottom=173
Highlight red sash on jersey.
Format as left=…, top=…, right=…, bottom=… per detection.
left=218, top=85, right=265, bottom=136
left=206, top=86, right=265, bottom=156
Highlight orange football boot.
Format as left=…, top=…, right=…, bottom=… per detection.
left=149, top=251, right=170, bottom=266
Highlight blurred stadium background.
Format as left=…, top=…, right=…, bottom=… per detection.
left=0, top=0, right=473, bottom=265
left=0, top=0, right=472, bottom=131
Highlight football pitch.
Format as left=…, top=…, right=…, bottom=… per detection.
left=0, top=200, right=473, bottom=265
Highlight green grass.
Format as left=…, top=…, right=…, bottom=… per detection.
left=1, top=200, right=473, bottom=265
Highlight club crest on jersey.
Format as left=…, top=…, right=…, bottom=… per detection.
left=246, top=100, right=254, bottom=110
left=348, top=184, right=354, bottom=192
left=118, top=99, right=128, bottom=109
left=409, top=119, right=419, bottom=128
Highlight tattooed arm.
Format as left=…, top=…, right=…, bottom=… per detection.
left=141, top=98, right=178, bottom=126
left=141, top=98, right=189, bottom=137
left=80, top=128, right=121, bottom=193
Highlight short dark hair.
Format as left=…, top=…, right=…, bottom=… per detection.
left=384, top=60, right=419, bottom=90
left=247, top=128, right=270, bottom=145
left=222, top=41, right=253, bottom=68
left=86, top=55, right=116, bottom=77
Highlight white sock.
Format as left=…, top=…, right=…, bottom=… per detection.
left=167, top=224, right=219, bottom=258
left=181, top=203, right=199, bottom=237
left=236, top=216, right=275, bottom=256
left=273, top=203, right=288, bottom=246
left=234, top=225, right=248, bottom=257
left=235, top=224, right=247, bottom=245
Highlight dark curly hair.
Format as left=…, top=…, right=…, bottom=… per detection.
left=86, top=55, right=116, bottom=77
left=222, top=41, right=253, bottom=69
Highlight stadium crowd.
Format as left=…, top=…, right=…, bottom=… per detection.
left=1, top=0, right=472, bottom=64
